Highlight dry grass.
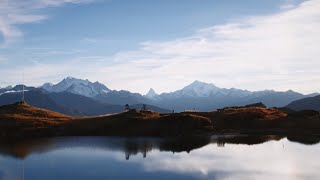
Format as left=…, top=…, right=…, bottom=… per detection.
left=0, top=102, right=319, bottom=138
left=0, top=102, right=72, bottom=122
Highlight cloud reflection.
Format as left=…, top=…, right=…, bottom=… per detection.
left=132, top=138, right=320, bottom=179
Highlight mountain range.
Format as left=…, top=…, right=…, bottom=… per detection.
left=42, top=77, right=111, bottom=98
left=0, top=77, right=319, bottom=116
left=144, top=80, right=318, bottom=111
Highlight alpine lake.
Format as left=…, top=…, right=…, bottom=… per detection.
left=0, top=135, right=319, bottom=180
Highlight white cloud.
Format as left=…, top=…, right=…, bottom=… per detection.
left=1, top=0, right=320, bottom=94
left=87, top=0, right=320, bottom=94
left=0, top=59, right=91, bottom=86
left=132, top=139, right=320, bottom=179
left=0, top=0, right=93, bottom=45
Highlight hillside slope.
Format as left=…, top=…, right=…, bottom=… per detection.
left=48, top=92, right=124, bottom=116
left=1, top=102, right=319, bottom=139
left=286, top=95, right=320, bottom=111
left=0, top=90, right=77, bottom=116
left=0, top=101, right=70, bottom=120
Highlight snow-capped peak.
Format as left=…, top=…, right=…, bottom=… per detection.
left=62, top=77, right=90, bottom=86
left=145, top=88, right=158, bottom=99
left=181, top=80, right=220, bottom=97
left=66, top=76, right=75, bottom=80
left=41, top=77, right=111, bottom=97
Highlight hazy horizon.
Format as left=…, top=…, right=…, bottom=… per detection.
left=1, top=0, right=319, bottom=94
left=1, top=76, right=318, bottom=96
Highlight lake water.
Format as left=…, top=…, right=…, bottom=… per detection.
left=0, top=135, right=319, bottom=180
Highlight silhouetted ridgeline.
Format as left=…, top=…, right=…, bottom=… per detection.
left=2, top=78, right=319, bottom=115
left=0, top=102, right=320, bottom=139
left=0, top=89, right=171, bottom=116
left=286, top=95, right=320, bottom=111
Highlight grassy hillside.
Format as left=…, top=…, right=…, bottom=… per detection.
left=0, top=102, right=319, bottom=139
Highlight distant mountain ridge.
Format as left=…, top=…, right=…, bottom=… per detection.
left=0, top=89, right=78, bottom=116
left=146, top=80, right=316, bottom=111
left=41, top=77, right=111, bottom=98
left=1, top=77, right=319, bottom=113
left=0, top=84, right=171, bottom=116
left=0, top=85, right=35, bottom=95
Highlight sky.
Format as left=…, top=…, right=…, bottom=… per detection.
left=0, top=0, right=319, bottom=94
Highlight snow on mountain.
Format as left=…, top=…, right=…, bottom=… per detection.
left=36, top=78, right=312, bottom=110
left=0, top=85, right=32, bottom=96
left=0, top=90, right=29, bottom=96
left=222, top=88, right=252, bottom=98
left=173, top=81, right=283, bottom=98
left=41, top=77, right=111, bottom=98
left=41, top=83, right=53, bottom=90
left=145, top=88, right=159, bottom=99
left=180, top=80, right=220, bottom=97
left=0, top=85, right=13, bottom=93
left=165, top=80, right=229, bottom=98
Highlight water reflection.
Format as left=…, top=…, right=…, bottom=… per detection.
left=0, top=135, right=319, bottom=160
left=0, top=136, right=209, bottom=160
left=0, top=135, right=319, bottom=180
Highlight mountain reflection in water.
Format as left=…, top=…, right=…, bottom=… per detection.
left=0, top=135, right=319, bottom=180
left=0, top=135, right=319, bottom=160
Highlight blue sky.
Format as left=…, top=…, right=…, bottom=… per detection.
left=2, top=0, right=287, bottom=56
left=1, top=0, right=319, bottom=94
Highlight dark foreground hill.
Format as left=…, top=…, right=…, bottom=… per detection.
left=0, top=102, right=319, bottom=139
left=286, top=95, right=320, bottom=111
left=0, top=102, right=211, bottom=138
